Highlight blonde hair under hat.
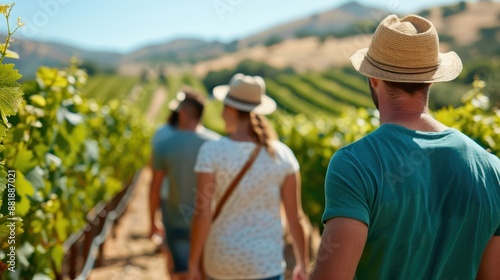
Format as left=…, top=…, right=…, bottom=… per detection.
left=350, top=14, right=463, bottom=83
left=213, top=73, right=277, bottom=115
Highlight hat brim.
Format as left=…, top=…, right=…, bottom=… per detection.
left=213, top=85, right=277, bottom=115
left=350, top=48, right=463, bottom=83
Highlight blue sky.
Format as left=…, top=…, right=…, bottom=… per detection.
left=3, top=0, right=482, bottom=53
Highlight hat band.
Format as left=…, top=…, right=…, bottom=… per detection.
left=225, top=93, right=261, bottom=106
left=366, top=54, right=440, bottom=75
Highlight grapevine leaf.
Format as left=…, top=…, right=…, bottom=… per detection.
left=51, top=243, right=64, bottom=272
left=4, top=49, right=19, bottom=59
left=24, top=166, right=45, bottom=191
left=36, top=67, right=67, bottom=89
left=0, top=64, right=23, bottom=123
left=0, top=168, right=6, bottom=209
left=13, top=148, right=37, bottom=174
left=0, top=119, right=8, bottom=143
left=16, top=241, right=34, bottom=268
left=33, top=144, right=49, bottom=159
left=85, top=140, right=99, bottom=163
left=14, top=171, right=34, bottom=217
left=29, top=94, right=46, bottom=107
left=0, top=5, right=9, bottom=16
left=0, top=215, right=23, bottom=251
left=57, top=107, right=83, bottom=126
left=46, top=153, right=62, bottom=171
left=33, top=273, right=53, bottom=280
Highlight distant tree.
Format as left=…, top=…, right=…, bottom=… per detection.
left=418, top=9, right=431, bottom=18
left=264, top=35, right=284, bottom=47
left=439, top=34, right=455, bottom=43
left=80, top=61, right=100, bottom=76
left=295, top=29, right=317, bottom=39
left=458, top=1, right=467, bottom=11
left=224, top=40, right=239, bottom=52
left=442, top=2, right=467, bottom=18
left=80, top=60, right=116, bottom=76
left=203, top=69, right=234, bottom=95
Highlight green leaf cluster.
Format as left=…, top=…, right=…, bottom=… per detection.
left=0, top=63, right=152, bottom=279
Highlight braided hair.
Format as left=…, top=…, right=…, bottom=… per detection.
left=237, top=110, right=277, bottom=157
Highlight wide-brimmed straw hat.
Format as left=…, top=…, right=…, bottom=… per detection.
left=213, top=73, right=277, bottom=115
left=350, top=14, right=463, bottom=83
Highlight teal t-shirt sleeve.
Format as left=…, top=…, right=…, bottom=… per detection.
left=322, top=149, right=370, bottom=226
left=495, top=226, right=500, bottom=236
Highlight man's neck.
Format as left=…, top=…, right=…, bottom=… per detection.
left=379, top=95, right=448, bottom=132
left=178, top=121, right=200, bottom=131
left=381, top=113, right=449, bottom=132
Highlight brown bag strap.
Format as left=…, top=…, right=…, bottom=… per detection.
left=212, top=144, right=262, bottom=222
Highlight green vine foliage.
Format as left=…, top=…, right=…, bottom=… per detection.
left=0, top=3, right=25, bottom=278
left=0, top=62, right=152, bottom=278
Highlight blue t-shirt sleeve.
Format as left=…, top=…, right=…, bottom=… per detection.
left=322, top=149, right=371, bottom=226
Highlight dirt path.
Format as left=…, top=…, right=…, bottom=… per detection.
left=146, top=86, right=168, bottom=123
left=88, top=168, right=169, bottom=280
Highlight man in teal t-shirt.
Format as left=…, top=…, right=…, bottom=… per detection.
left=311, top=15, right=500, bottom=279
left=149, top=89, right=219, bottom=279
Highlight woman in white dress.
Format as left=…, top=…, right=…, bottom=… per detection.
left=188, top=74, right=308, bottom=280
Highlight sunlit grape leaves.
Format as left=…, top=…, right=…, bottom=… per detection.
left=0, top=119, right=7, bottom=146
left=24, top=166, right=45, bottom=191
left=51, top=243, right=64, bottom=273
left=13, top=171, right=35, bottom=217
left=0, top=63, right=23, bottom=124
left=16, top=241, right=34, bottom=268
left=36, top=67, right=67, bottom=89
left=0, top=215, right=24, bottom=251
left=56, top=107, right=83, bottom=126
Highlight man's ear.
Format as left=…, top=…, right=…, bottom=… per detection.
left=369, top=77, right=380, bottom=89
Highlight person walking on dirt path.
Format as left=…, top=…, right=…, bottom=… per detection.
left=187, top=74, right=309, bottom=280
left=149, top=102, right=179, bottom=275
left=311, top=14, right=500, bottom=280
left=150, top=88, right=220, bottom=280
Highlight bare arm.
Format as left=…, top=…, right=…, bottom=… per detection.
left=477, top=236, right=500, bottom=280
left=188, top=172, right=216, bottom=278
left=282, top=172, right=309, bottom=279
left=310, top=218, right=368, bottom=280
left=149, top=163, right=166, bottom=237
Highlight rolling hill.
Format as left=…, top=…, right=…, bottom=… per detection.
left=6, top=1, right=500, bottom=78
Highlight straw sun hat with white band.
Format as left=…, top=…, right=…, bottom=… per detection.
left=350, top=14, right=463, bottom=83
left=213, top=73, right=277, bottom=115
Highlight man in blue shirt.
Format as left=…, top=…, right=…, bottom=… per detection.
left=311, top=14, right=500, bottom=279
